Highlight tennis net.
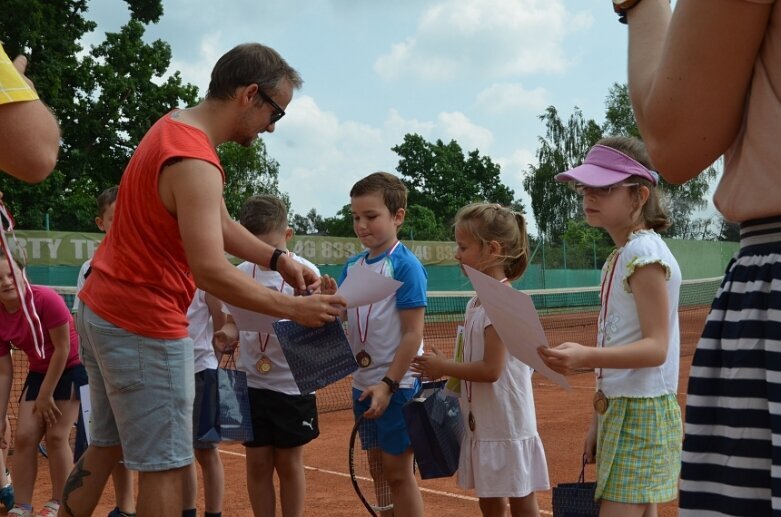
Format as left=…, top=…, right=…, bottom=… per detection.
left=46, top=278, right=719, bottom=416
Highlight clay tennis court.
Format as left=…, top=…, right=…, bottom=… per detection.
left=9, top=302, right=708, bottom=516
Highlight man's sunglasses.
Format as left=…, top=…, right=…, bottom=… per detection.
left=258, top=90, right=285, bottom=124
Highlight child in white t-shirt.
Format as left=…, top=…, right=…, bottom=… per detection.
left=183, top=288, right=226, bottom=517
left=214, top=195, right=320, bottom=517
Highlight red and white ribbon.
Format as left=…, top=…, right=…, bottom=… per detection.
left=0, top=200, right=45, bottom=359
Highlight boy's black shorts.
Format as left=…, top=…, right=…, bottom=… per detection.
left=243, top=387, right=319, bottom=449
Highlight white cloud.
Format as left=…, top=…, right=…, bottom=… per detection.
left=498, top=148, right=538, bottom=233
left=476, top=83, right=550, bottom=114
left=437, top=112, right=494, bottom=152
left=267, top=99, right=497, bottom=218
left=374, top=0, right=592, bottom=82
left=166, top=32, right=222, bottom=95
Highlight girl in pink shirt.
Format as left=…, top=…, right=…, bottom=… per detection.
left=0, top=257, right=86, bottom=517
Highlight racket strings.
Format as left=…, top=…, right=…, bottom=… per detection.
left=351, top=417, right=394, bottom=514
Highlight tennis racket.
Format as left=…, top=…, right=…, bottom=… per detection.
left=349, top=414, right=394, bottom=516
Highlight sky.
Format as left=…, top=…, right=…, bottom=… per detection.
left=83, top=0, right=708, bottom=236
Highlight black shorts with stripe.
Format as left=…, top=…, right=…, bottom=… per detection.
left=243, top=387, right=319, bottom=449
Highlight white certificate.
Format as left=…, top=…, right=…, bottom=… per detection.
left=463, top=265, right=570, bottom=389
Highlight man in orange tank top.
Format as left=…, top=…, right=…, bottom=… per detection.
left=61, top=43, right=346, bottom=517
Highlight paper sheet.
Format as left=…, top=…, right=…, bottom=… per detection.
left=463, top=265, right=570, bottom=390
left=337, top=264, right=403, bottom=308
left=225, top=303, right=279, bottom=334
left=80, top=384, right=91, bottom=445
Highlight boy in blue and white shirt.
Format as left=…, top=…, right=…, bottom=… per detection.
left=338, top=172, right=427, bottom=517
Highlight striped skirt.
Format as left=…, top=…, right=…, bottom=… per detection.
left=680, top=215, right=781, bottom=516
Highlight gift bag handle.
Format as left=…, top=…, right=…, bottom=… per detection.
left=578, top=453, right=589, bottom=485
left=219, top=349, right=238, bottom=369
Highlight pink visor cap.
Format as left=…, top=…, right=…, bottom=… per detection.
left=554, top=144, right=659, bottom=187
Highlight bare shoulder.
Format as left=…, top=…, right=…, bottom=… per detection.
left=158, top=158, right=224, bottom=215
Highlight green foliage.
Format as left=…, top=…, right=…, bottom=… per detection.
left=392, top=133, right=520, bottom=239
left=0, top=0, right=198, bottom=230
left=523, top=106, right=603, bottom=238
left=219, top=140, right=288, bottom=219
left=321, top=204, right=354, bottom=237
left=399, top=204, right=448, bottom=241
left=290, top=208, right=326, bottom=236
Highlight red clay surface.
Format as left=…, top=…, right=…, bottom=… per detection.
left=8, top=306, right=708, bottom=516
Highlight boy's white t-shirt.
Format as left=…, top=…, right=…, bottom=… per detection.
left=233, top=255, right=320, bottom=395
left=72, top=259, right=92, bottom=313
left=598, top=230, right=681, bottom=398
left=187, top=288, right=219, bottom=374
left=339, top=242, right=428, bottom=391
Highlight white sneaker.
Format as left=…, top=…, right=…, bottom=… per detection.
left=35, top=500, right=59, bottom=517
left=8, top=506, right=33, bottom=517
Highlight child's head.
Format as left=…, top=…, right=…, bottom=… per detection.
left=349, top=172, right=407, bottom=254
left=554, top=136, right=670, bottom=233
left=454, top=203, right=529, bottom=281
left=96, top=186, right=118, bottom=233
left=239, top=194, right=292, bottom=250
left=0, top=256, right=24, bottom=307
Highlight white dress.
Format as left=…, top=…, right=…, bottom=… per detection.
left=458, top=298, right=550, bottom=498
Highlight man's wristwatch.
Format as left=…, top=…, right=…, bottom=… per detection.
left=612, top=0, right=643, bottom=24
left=381, top=376, right=400, bottom=394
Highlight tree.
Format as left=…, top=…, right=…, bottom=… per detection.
left=399, top=204, right=447, bottom=241
left=392, top=134, right=520, bottom=239
left=524, top=83, right=718, bottom=240
left=219, top=140, right=288, bottom=219
left=0, top=0, right=198, bottom=230
left=522, top=106, right=603, bottom=239
left=321, top=204, right=354, bottom=237
left=290, top=208, right=325, bottom=236
left=717, top=217, right=740, bottom=242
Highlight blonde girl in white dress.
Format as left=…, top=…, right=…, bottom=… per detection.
left=412, top=203, right=550, bottom=517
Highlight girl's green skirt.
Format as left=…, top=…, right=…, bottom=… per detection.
left=596, top=393, right=682, bottom=504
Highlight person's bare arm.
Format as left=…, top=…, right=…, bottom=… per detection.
left=0, top=56, right=60, bottom=183
left=626, top=0, right=771, bottom=183
left=204, top=292, right=226, bottom=332
left=160, top=158, right=345, bottom=326
left=360, top=307, right=425, bottom=419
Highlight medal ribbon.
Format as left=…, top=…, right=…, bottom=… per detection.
left=354, top=241, right=401, bottom=346
left=0, top=200, right=45, bottom=359
left=596, top=250, right=621, bottom=380
left=252, top=260, right=288, bottom=354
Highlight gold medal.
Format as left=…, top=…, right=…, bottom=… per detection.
left=256, top=355, right=272, bottom=374
left=468, top=411, right=476, bottom=432
left=593, top=390, right=608, bottom=415
left=355, top=350, right=372, bottom=368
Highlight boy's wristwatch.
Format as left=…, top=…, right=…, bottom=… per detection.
left=381, top=376, right=400, bottom=393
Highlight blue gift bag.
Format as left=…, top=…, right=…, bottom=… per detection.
left=195, top=364, right=254, bottom=443
left=273, top=319, right=358, bottom=394
left=402, top=382, right=464, bottom=479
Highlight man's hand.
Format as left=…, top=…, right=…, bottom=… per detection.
left=291, top=293, right=346, bottom=327
left=277, top=253, right=321, bottom=293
